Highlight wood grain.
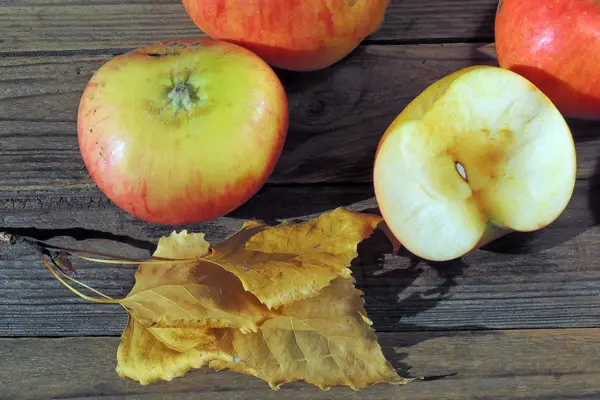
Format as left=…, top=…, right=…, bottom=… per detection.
left=1, top=43, right=598, bottom=189
left=1, top=181, right=599, bottom=337
left=0, top=0, right=499, bottom=55
left=3, top=1, right=599, bottom=398
left=2, top=329, right=599, bottom=399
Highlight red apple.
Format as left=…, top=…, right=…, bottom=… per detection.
left=78, top=39, right=288, bottom=225
left=180, top=0, right=390, bottom=71
left=495, top=0, right=600, bottom=119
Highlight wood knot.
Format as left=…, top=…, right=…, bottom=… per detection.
left=307, top=99, right=326, bottom=116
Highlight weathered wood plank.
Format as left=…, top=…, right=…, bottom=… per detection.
left=0, top=0, right=499, bottom=54
left=1, top=181, right=599, bottom=336
left=2, top=329, right=599, bottom=399
left=0, top=43, right=598, bottom=188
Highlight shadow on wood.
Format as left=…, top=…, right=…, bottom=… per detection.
left=227, top=184, right=375, bottom=221
left=589, top=153, right=600, bottom=226
left=269, top=46, right=384, bottom=184
left=475, top=1, right=499, bottom=43
left=351, top=222, right=488, bottom=379
left=0, top=226, right=156, bottom=254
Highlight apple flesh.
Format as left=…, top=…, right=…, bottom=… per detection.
left=78, top=39, right=288, bottom=225
left=495, top=0, right=600, bottom=119
left=180, top=0, right=390, bottom=71
left=373, top=66, right=577, bottom=261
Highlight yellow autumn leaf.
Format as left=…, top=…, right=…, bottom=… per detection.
left=152, top=229, right=211, bottom=259
left=105, top=207, right=405, bottom=389
left=117, top=228, right=228, bottom=383
left=206, top=207, right=383, bottom=309
left=147, top=327, right=217, bottom=353
left=120, top=231, right=272, bottom=333
left=207, top=277, right=409, bottom=391
left=116, top=316, right=233, bottom=385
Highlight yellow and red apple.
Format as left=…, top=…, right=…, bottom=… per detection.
left=373, top=66, right=577, bottom=261
left=495, top=0, right=600, bottom=119
left=78, top=39, right=288, bottom=225
left=180, top=0, right=390, bottom=71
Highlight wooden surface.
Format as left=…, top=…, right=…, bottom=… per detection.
left=2, top=329, right=600, bottom=399
left=2, top=45, right=600, bottom=188
left=1, top=0, right=600, bottom=398
left=0, top=0, right=499, bottom=54
left=2, top=181, right=600, bottom=337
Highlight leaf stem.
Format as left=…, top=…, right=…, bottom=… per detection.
left=6, top=232, right=201, bottom=304
left=40, top=253, right=122, bottom=304
left=76, top=254, right=198, bottom=265
left=62, top=273, right=114, bottom=300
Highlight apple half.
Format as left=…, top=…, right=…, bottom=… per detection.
left=373, top=66, right=577, bottom=261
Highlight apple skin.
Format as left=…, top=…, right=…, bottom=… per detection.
left=180, top=0, right=390, bottom=71
left=78, top=39, right=288, bottom=225
left=495, top=0, right=600, bottom=119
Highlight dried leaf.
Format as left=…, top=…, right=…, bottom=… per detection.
left=113, top=208, right=406, bottom=390
left=152, top=230, right=210, bottom=259
left=147, top=327, right=217, bottom=352
left=121, top=233, right=271, bottom=333
left=208, top=278, right=408, bottom=390
left=116, top=316, right=232, bottom=384
left=206, top=207, right=383, bottom=309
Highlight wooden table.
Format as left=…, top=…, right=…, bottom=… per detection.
left=1, top=1, right=600, bottom=399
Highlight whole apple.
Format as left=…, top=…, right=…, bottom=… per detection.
left=374, top=66, right=576, bottom=261
left=78, top=39, right=288, bottom=225
left=180, top=0, right=390, bottom=71
left=495, top=0, right=600, bottom=119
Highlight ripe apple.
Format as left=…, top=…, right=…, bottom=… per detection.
left=495, top=0, right=600, bottom=119
left=180, top=0, right=390, bottom=71
left=373, top=66, right=577, bottom=262
left=78, top=39, right=288, bottom=225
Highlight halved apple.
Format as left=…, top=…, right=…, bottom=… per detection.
left=373, top=66, right=576, bottom=261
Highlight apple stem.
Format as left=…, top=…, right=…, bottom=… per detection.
left=477, top=223, right=512, bottom=248
left=168, top=82, right=194, bottom=113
